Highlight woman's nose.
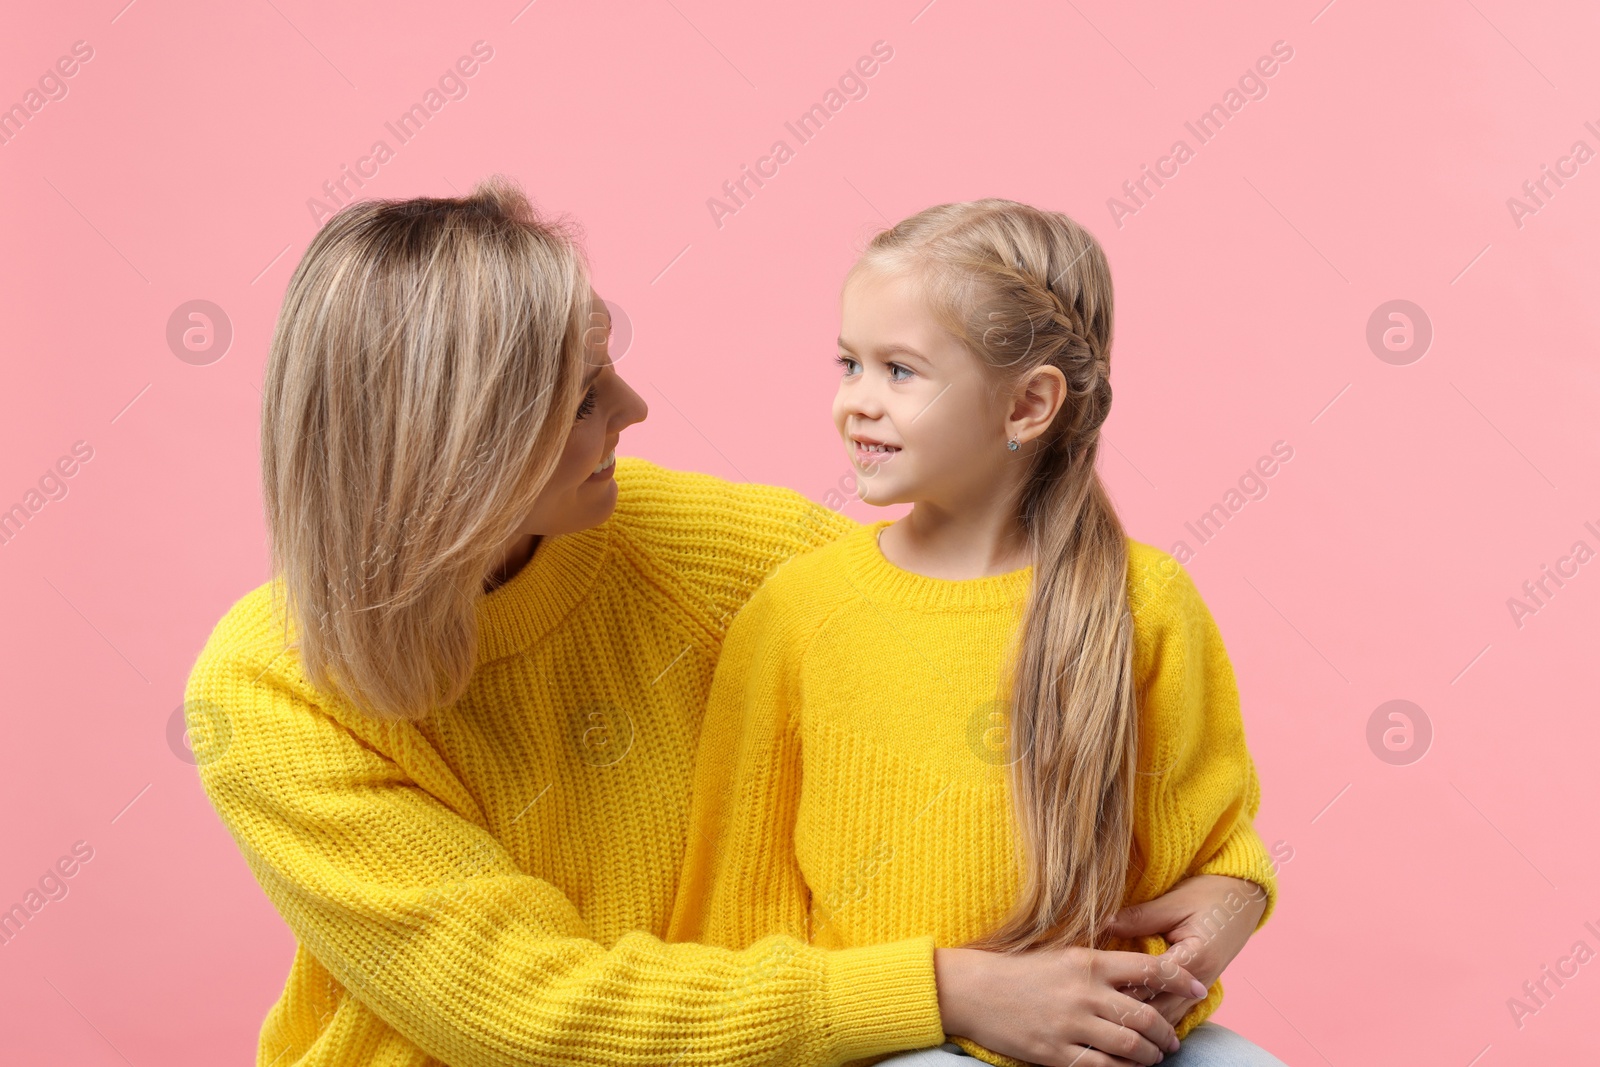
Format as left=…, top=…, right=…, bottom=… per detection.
left=615, top=374, right=648, bottom=428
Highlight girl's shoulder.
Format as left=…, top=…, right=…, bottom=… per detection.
left=725, top=524, right=873, bottom=643
left=1124, top=537, right=1203, bottom=617
left=1124, top=537, right=1231, bottom=686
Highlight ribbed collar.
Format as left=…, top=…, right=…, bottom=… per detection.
left=473, top=520, right=610, bottom=665
left=842, top=519, right=1033, bottom=612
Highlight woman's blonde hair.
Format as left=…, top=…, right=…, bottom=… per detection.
left=262, top=175, right=593, bottom=720
left=853, top=199, right=1135, bottom=952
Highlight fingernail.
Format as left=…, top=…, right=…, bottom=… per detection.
left=1190, top=979, right=1208, bottom=998
left=1169, top=1037, right=1181, bottom=1052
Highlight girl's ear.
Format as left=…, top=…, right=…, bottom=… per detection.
left=1005, top=365, right=1068, bottom=446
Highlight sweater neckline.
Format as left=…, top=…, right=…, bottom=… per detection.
left=843, top=519, right=1033, bottom=612
left=474, top=520, right=610, bottom=665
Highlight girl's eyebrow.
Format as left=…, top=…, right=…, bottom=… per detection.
left=836, top=338, right=932, bottom=367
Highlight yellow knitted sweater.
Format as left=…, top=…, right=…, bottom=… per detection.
left=183, top=458, right=953, bottom=1067
left=670, top=520, right=1279, bottom=1067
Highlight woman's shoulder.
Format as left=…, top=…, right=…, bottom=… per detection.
left=189, top=578, right=298, bottom=678
left=606, top=456, right=861, bottom=632
left=185, top=579, right=422, bottom=782
left=610, top=456, right=857, bottom=544
left=184, top=581, right=310, bottom=762
left=186, top=580, right=386, bottom=733
left=186, top=579, right=330, bottom=720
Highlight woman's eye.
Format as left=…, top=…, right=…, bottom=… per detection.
left=888, top=363, right=913, bottom=381
left=833, top=353, right=859, bottom=375
left=575, top=386, right=598, bottom=421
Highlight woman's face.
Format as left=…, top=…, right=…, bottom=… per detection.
left=518, top=288, right=649, bottom=536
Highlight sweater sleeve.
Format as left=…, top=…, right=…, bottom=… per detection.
left=1133, top=559, right=1279, bottom=930
left=1190, top=766, right=1278, bottom=932
left=1126, top=561, right=1280, bottom=1042
left=188, top=646, right=948, bottom=1067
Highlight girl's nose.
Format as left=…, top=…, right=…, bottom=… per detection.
left=841, top=381, right=885, bottom=419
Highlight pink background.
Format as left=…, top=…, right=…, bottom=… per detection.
left=3, top=0, right=1598, bottom=1063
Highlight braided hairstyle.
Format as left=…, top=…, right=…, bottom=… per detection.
left=852, top=199, right=1135, bottom=952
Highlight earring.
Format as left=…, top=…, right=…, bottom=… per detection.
left=1006, top=436, right=1020, bottom=452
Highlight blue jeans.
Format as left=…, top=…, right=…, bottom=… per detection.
left=873, top=1022, right=1288, bottom=1066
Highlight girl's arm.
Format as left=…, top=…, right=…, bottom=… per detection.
left=670, top=577, right=817, bottom=950
left=1108, top=873, right=1268, bottom=1025
left=1120, top=559, right=1281, bottom=1031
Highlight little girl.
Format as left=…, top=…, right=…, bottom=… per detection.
left=670, top=200, right=1282, bottom=1067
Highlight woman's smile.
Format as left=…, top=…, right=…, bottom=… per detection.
left=588, top=447, right=618, bottom=481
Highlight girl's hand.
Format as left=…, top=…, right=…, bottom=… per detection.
left=1106, top=875, right=1269, bottom=1025
left=934, top=945, right=1210, bottom=1067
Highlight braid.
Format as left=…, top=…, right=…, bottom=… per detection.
left=1031, top=275, right=1111, bottom=441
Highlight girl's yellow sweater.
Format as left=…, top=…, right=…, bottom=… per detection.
left=183, top=458, right=953, bottom=1067
left=670, top=520, right=1280, bottom=1067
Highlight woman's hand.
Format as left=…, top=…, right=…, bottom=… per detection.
left=933, top=945, right=1209, bottom=1067
left=1106, top=875, right=1268, bottom=1025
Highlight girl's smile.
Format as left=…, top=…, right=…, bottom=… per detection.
left=850, top=433, right=901, bottom=467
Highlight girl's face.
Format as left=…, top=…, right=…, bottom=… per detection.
left=519, top=288, right=649, bottom=535
left=833, top=266, right=1016, bottom=510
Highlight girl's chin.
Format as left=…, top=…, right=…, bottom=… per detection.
left=854, top=482, right=910, bottom=508
left=854, top=466, right=897, bottom=491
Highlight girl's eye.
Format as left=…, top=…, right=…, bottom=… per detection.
left=834, top=353, right=859, bottom=375
left=887, top=363, right=913, bottom=382
left=575, top=386, right=598, bottom=421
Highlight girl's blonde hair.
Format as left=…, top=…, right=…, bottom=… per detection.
left=262, top=175, right=593, bottom=721
left=853, top=199, right=1135, bottom=952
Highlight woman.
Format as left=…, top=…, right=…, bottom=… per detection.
left=185, top=175, right=1270, bottom=1067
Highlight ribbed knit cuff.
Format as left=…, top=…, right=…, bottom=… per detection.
left=817, top=936, right=946, bottom=1063
left=1175, top=978, right=1225, bottom=1040
left=951, top=1034, right=1031, bottom=1066
left=1194, top=825, right=1279, bottom=932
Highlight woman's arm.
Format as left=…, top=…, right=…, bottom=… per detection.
left=188, top=649, right=946, bottom=1067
